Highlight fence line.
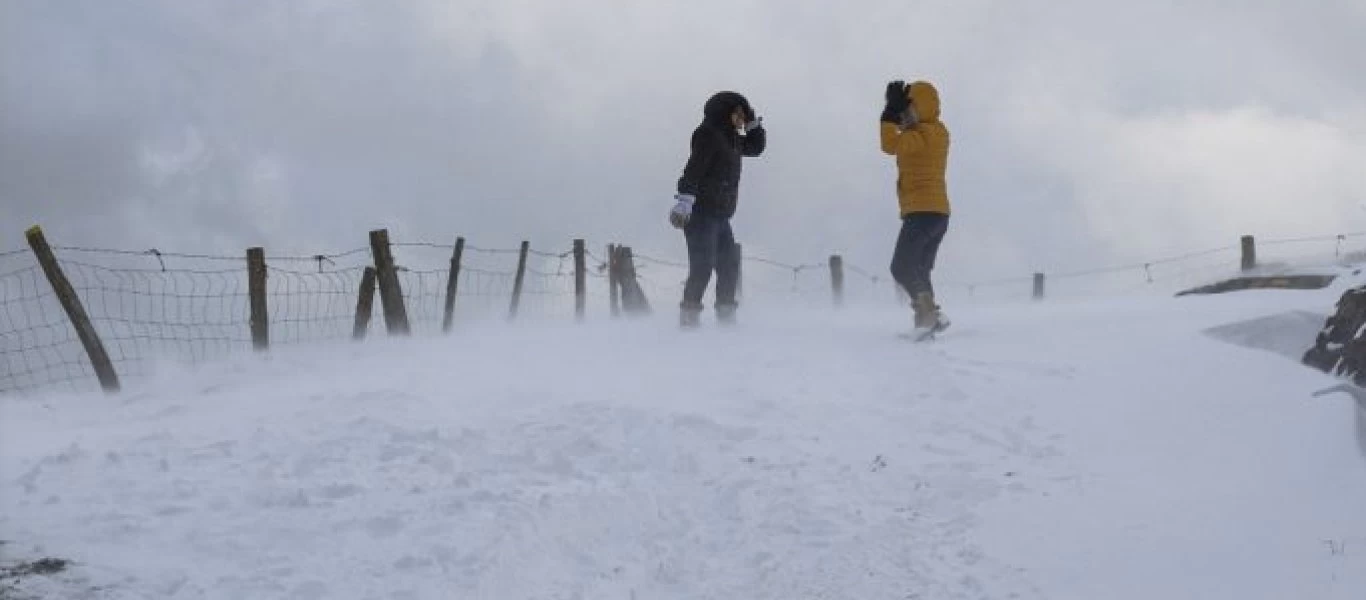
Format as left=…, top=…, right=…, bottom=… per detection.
left=6, top=229, right=1366, bottom=298
left=3, top=227, right=1364, bottom=396
left=0, top=229, right=662, bottom=396
left=1262, top=231, right=1366, bottom=246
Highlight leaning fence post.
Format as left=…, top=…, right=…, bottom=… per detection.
left=1241, top=235, right=1257, bottom=272
left=608, top=243, right=621, bottom=318
left=1033, top=272, right=1046, bottom=301
left=573, top=238, right=587, bottom=321
left=618, top=246, right=652, bottom=316
left=368, top=228, right=410, bottom=335
left=829, top=254, right=845, bottom=307
left=246, top=247, right=269, bottom=350
left=353, top=266, right=377, bottom=340
left=509, top=240, right=530, bottom=320
left=25, top=226, right=120, bottom=393
left=442, top=237, right=465, bottom=333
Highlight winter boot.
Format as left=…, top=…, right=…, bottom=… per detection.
left=912, top=292, right=950, bottom=339
left=911, top=292, right=934, bottom=331
left=679, top=303, right=703, bottom=329
left=928, top=294, right=950, bottom=333
left=715, top=303, right=738, bottom=326
left=933, top=303, right=951, bottom=332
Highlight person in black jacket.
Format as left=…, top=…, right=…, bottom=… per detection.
left=670, top=91, right=766, bottom=328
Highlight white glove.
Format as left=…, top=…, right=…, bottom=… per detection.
left=669, top=194, right=695, bottom=228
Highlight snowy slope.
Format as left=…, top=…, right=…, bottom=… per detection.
left=3, top=278, right=1366, bottom=599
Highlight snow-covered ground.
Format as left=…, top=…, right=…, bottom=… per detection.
left=4, top=272, right=1366, bottom=599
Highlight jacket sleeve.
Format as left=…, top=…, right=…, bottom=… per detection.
left=880, top=122, right=926, bottom=156
left=741, top=125, right=766, bottom=157
left=677, top=127, right=717, bottom=196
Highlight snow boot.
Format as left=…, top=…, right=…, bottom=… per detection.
left=912, top=292, right=950, bottom=340
left=930, top=299, right=951, bottom=333
left=716, top=303, right=738, bottom=326
left=679, top=304, right=703, bottom=329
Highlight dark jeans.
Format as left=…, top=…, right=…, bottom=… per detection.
left=890, top=212, right=949, bottom=297
left=681, top=214, right=740, bottom=310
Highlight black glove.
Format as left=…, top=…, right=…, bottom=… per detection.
left=882, top=80, right=909, bottom=122
left=740, top=102, right=762, bottom=132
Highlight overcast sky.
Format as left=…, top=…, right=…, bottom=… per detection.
left=3, top=0, right=1364, bottom=285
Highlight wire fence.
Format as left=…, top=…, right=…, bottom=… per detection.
left=944, top=232, right=1366, bottom=303
left=3, top=229, right=1364, bottom=396
left=0, top=241, right=578, bottom=395
left=628, top=248, right=892, bottom=311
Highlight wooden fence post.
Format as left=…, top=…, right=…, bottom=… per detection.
left=442, top=237, right=465, bottom=333
left=1033, top=272, right=1046, bottom=301
left=25, top=226, right=120, bottom=393
left=247, top=247, right=269, bottom=350
left=618, top=246, right=651, bottom=316
left=608, top=243, right=620, bottom=318
left=829, top=254, right=845, bottom=308
left=508, top=240, right=530, bottom=320
left=573, top=238, right=586, bottom=322
left=353, top=266, right=377, bottom=340
left=368, top=229, right=410, bottom=335
left=1241, top=235, right=1257, bottom=272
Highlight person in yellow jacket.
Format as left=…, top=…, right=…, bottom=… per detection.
left=881, top=79, right=951, bottom=339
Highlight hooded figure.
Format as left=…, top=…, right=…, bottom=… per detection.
left=881, top=80, right=951, bottom=339
left=669, top=91, right=766, bottom=328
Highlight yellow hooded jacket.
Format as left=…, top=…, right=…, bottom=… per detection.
left=880, top=81, right=950, bottom=216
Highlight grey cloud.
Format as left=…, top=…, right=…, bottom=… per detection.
left=2, top=0, right=1363, bottom=291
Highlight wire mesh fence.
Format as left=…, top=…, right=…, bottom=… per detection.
left=0, top=264, right=93, bottom=394
left=0, top=234, right=617, bottom=396
left=3, top=228, right=1364, bottom=396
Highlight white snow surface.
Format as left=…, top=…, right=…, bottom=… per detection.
left=4, top=280, right=1366, bottom=599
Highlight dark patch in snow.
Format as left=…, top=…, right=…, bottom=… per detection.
left=1177, top=274, right=1336, bottom=296
left=870, top=455, right=888, bottom=472
left=3, top=559, right=68, bottom=578
left=2, top=557, right=71, bottom=600
left=1203, top=310, right=1327, bottom=362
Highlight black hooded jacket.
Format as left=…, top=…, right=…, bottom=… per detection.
left=676, top=91, right=766, bottom=219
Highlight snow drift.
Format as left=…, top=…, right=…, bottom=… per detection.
left=3, top=278, right=1366, bottom=599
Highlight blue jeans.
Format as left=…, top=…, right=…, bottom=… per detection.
left=681, top=214, right=740, bottom=310
left=890, top=212, right=949, bottom=297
